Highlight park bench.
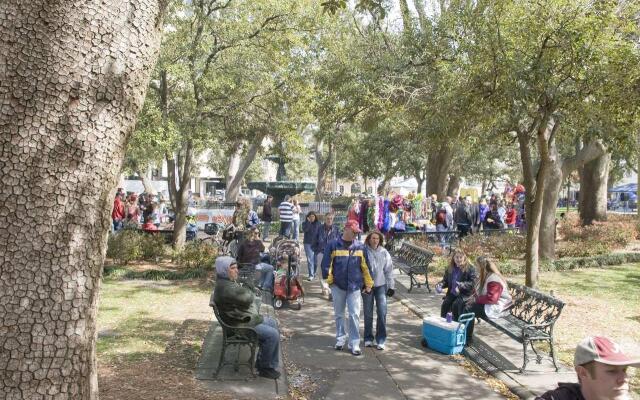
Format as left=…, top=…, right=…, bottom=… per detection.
left=210, top=302, right=259, bottom=378
left=483, top=281, right=565, bottom=373
left=390, top=242, right=434, bottom=293
left=391, top=230, right=459, bottom=254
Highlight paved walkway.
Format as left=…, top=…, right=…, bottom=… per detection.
left=276, top=279, right=506, bottom=399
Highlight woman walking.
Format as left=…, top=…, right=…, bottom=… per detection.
left=291, top=199, right=302, bottom=241
left=362, top=231, right=395, bottom=350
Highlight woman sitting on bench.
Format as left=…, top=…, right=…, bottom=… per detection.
left=212, top=256, right=282, bottom=379
left=436, top=249, right=477, bottom=324
left=464, top=256, right=512, bottom=344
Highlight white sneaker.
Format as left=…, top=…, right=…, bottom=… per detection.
left=364, top=341, right=374, bottom=347
left=377, top=343, right=385, bottom=350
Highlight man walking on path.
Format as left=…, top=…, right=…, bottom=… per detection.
left=321, top=220, right=373, bottom=356
left=262, top=195, right=273, bottom=241
left=312, top=213, right=340, bottom=299
left=454, top=196, right=475, bottom=238
left=537, top=336, right=639, bottom=400
left=278, top=195, right=294, bottom=238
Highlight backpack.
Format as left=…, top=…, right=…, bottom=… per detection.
left=436, top=209, right=447, bottom=227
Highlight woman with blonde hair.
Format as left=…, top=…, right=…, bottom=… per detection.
left=435, top=249, right=477, bottom=322
left=464, top=256, right=512, bottom=343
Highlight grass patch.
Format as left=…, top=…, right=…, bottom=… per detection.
left=97, top=280, right=212, bottom=363
left=512, top=264, right=640, bottom=397
left=103, top=266, right=210, bottom=281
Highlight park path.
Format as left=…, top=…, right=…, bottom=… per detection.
left=276, top=278, right=508, bottom=400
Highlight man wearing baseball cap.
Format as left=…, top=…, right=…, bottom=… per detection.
left=537, top=336, right=640, bottom=400
left=321, top=220, right=374, bottom=356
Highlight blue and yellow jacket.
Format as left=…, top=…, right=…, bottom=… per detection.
left=321, top=237, right=374, bottom=292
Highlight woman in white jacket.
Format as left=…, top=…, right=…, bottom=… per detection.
left=362, top=230, right=395, bottom=350
left=465, top=256, right=512, bottom=344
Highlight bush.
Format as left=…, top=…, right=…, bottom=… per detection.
left=557, top=214, right=637, bottom=258
left=107, top=230, right=143, bottom=265
left=140, top=234, right=168, bottom=261
left=457, top=232, right=526, bottom=262
left=175, top=241, right=218, bottom=269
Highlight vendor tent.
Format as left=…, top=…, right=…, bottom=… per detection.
left=608, top=183, right=637, bottom=200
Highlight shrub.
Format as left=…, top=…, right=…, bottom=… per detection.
left=175, top=241, right=218, bottom=269
left=458, top=233, right=526, bottom=262
left=106, top=230, right=143, bottom=265
left=557, top=214, right=636, bottom=258
left=139, top=234, right=168, bottom=261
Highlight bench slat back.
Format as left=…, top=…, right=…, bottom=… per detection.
left=397, top=242, right=434, bottom=265
left=507, top=282, right=565, bottom=328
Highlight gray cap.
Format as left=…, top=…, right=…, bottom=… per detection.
left=574, top=336, right=640, bottom=367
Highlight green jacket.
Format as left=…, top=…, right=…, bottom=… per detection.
left=212, top=277, right=263, bottom=327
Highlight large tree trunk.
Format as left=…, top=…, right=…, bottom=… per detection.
left=426, top=145, right=452, bottom=200
left=0, top=2, right=165, bottom=399
left=446, top=174, right=461, bottom=198
left=226, top=142, right=242, bottom=201
left=579, top=153, right=611, bottom=225
left=225, top=133, right=265, bottom=202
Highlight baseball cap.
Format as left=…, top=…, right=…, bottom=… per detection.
left=344, top=220, right=361, bottom=233
left=574, top=336, right=640, bottom=367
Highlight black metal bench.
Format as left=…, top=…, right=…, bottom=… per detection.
left=484, top=282, right=565, bottom=372
left=390, top=230, right=459, bottom=254
left=391, top=242, right=434, bottom=292
left=210, top=303, right=259, bottom=378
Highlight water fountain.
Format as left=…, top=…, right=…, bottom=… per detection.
left=247, top=155, right=315, bottom=206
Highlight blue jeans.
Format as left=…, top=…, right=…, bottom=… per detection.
left=303, top=244, right=315, bottom=278
left=330, top=285, right=361, bottom=349
left=292, top=219, right=300, bottom=241
left=280, top=221, right=292, bottom=238
left=256, top=263, right=274, bottom=290
left=254, top=316, right=280, bottom=370
left=262, top=221, right=271, bottom=240
left=362, top=285, right=387, bottom=345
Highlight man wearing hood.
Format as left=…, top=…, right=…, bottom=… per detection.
left=210, top=256, right=281, bottom=379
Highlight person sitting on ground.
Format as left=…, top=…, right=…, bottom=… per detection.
left=142, top=215, right=158, bottom=232
left=536, top=336, right=640, bottom=400
left=211, top=256, right=281, bottom=379
left=362, top=230, right=395, bottom=350
left=463, top=256, right=512, bottom=344
left=236, top=227, right=275, bottom=290
left=436, top=249, right=477, bottom=322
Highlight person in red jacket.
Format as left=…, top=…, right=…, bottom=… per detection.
left=464, top=256, right=512, bottom=344
left=142, top=215, right=158, bottom=231
left=111, top=192, right=125, bottom=231
left=505, top=203, right=517, bottom=228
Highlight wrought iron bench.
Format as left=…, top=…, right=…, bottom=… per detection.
left=210, top=303, right=259, bottom=378
left=484, top=282, right=565, bottom=372
left=390, top=230, right=459, bottom=255
left=391, top=242, right=434, bottom=292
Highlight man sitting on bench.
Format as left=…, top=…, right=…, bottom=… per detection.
left=212, top=256, right=281, bottom=379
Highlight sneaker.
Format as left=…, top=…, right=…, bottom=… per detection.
left=351, top=347, right=362, bottom=356
left=364, top=341, right=374, bottom=347
left=377, top=343, right=385, bottom=350
left=306, top=276, right=313, bottom=281
left=335, top=344, right=344, bottom=351
left=258, top=368, right=281, bottom=379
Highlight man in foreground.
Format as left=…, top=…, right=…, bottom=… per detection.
left=537, top=336, right=639, bottom=400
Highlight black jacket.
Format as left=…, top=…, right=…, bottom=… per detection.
left=262, top=201, right=273, bottom=222
left=536, top=383, right=585, bottom=400
left=301, top=220, right=320, bottom=245
left=439, top=265, right=478, bottom=299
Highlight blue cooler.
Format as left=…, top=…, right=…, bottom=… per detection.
left=422, top=313, right=474, bottom=355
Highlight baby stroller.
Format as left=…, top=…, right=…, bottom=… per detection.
left=270, top=238, right=304, bottom=310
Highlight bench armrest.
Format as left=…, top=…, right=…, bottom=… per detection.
left=521, top=321, right=555, bottom=335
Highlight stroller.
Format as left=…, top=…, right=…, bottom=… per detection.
left=270, top=237, right=304, bottom=310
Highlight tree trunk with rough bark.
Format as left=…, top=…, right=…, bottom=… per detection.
left=426, top=145, right=452, bottom=200
left=0, top=1, right=165, bottom=399
left=579, top=152, right=610, bottom=225
left=538, top=152, right=563, bottom=261
left=167, top=140, right=193, bottom=250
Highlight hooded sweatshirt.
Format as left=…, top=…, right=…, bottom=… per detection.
left=210, top=256, right=263, bottom=327
left=365, top=245, right=395, bottom=289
